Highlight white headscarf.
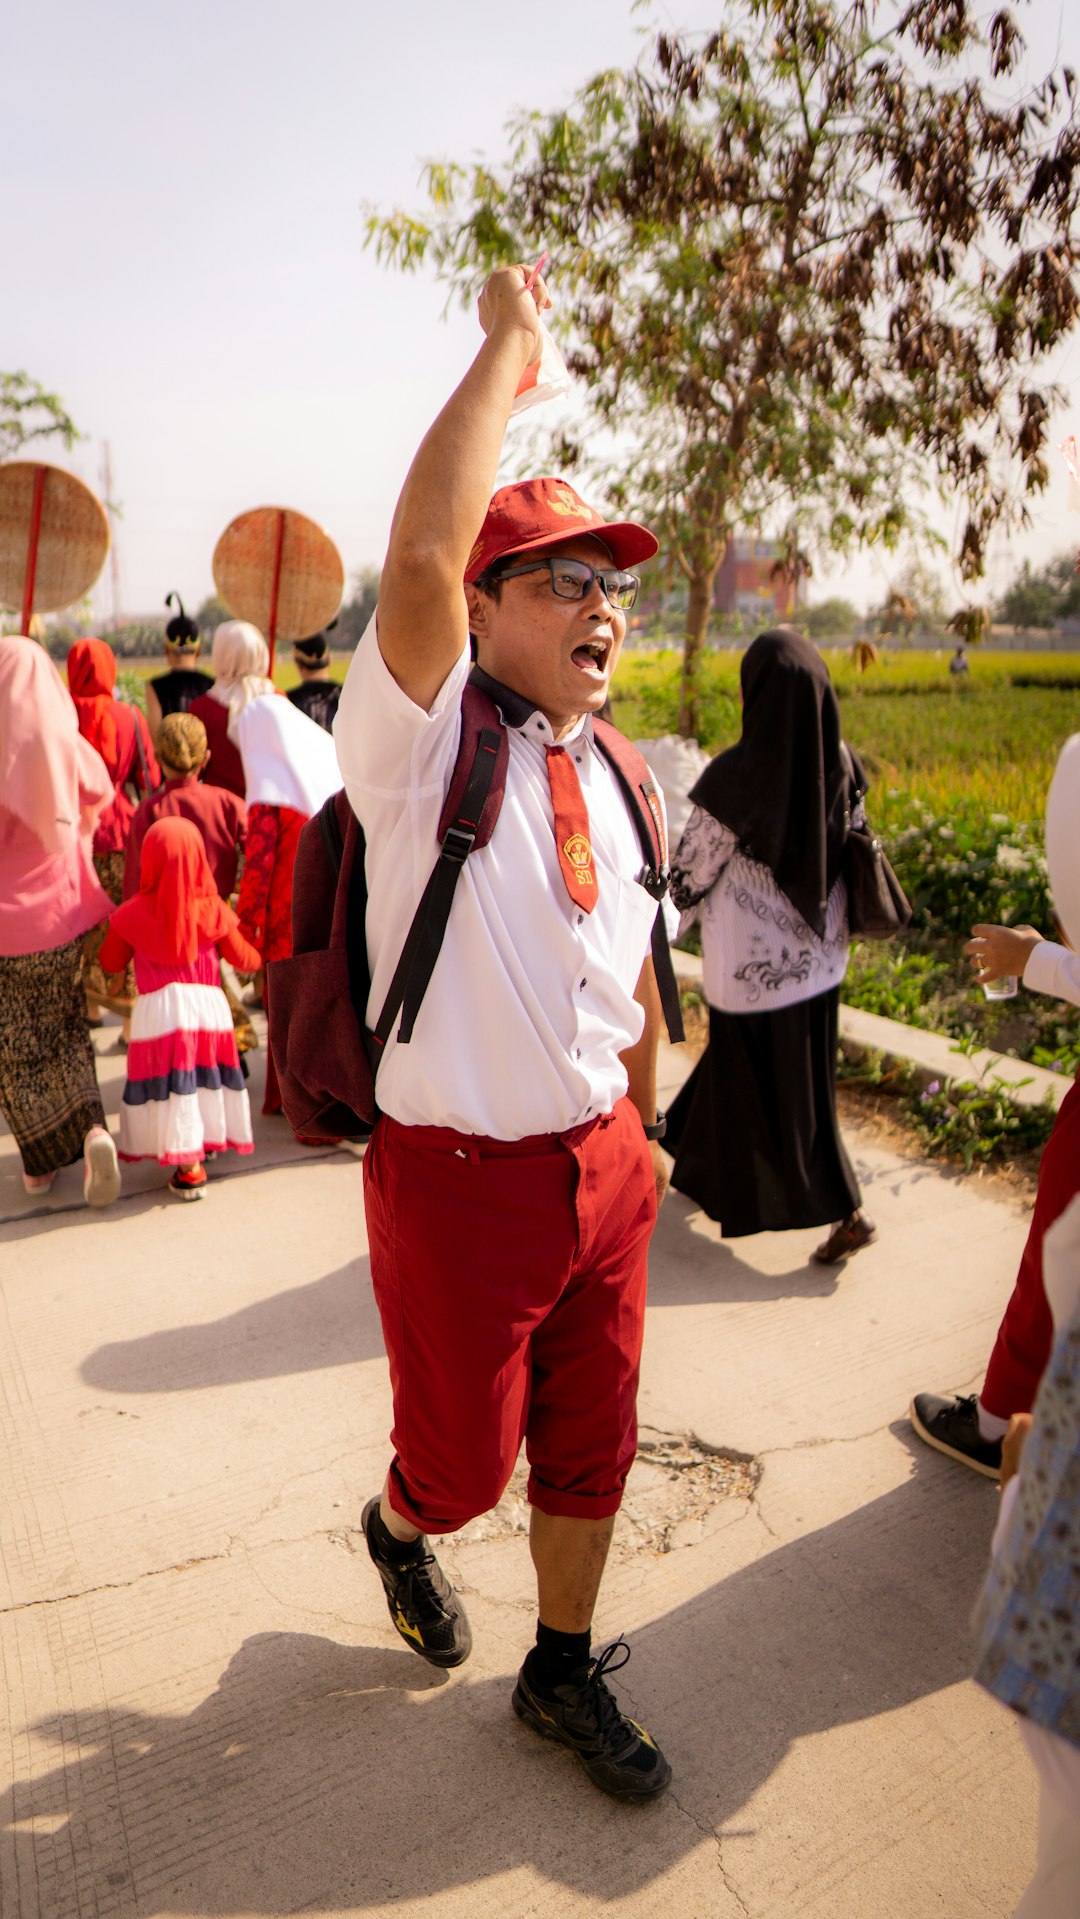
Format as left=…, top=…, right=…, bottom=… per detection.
left=208, top=621, right=276, bottom=740
left=1044, top=732, right=1080, bottom=953
left=235, top=693, right=341, bottom=816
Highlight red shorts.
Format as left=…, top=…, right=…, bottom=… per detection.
left=362, top=1097, right=657, bottom=1533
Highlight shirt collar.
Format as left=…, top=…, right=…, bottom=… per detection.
left=467, top=665, right=594, bottom=749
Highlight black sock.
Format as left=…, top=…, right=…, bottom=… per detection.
left=526, top=1621, right=592, bottom=1693
left=368, top=1504, right=424, bottom=1562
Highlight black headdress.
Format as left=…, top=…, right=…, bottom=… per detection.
left=293, top=623, right=334, bottom=666
left=164, top=592, right=200, bottom=651
left=689, top=626, right=858, bottom=937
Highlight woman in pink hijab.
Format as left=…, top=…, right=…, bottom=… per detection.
left=0, top=637, right=122, bottom=1205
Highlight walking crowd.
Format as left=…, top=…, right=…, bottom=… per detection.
left=2, top=262, right=1078, bottom=1912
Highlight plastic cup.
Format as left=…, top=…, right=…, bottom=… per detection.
left=982, top=976, right=1019, bottom=1000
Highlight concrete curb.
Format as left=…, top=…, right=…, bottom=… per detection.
left=671, top=946, right=1069, bottom=1110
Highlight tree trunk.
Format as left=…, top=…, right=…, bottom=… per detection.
left=677, top=560, right=720, bottom=739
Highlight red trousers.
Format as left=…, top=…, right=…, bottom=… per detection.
left=362, top=1098, right=657, bottom=1534
left=981, top=1078, right=1080, bottom=1418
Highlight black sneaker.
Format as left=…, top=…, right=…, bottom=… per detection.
left=909, top=1392, right=1002, bottom=1479
left=512, top=1639, right=672, bottom=1800
left=360, top=1497, right=472, bottom=1668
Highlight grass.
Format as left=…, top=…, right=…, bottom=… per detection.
left=610, top=647, right=1080, bottom=824
left=631, top=644, right=1080, bottom=1173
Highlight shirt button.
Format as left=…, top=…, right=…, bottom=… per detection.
left=579, top=978, right=587, bottom=990
left=577, top=913, right=584, bottom=925
left=575, top=1048, right=581, bottom=1059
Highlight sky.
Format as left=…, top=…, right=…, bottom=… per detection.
left=4, top=0, right=1076, bottom=625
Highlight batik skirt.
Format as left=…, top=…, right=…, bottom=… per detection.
left=0, top=938, right=106, bottom=1176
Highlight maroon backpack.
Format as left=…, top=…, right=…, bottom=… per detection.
left=267, top=678, right=684, bottom=1141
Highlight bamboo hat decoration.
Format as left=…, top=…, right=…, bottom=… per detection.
left=0, top=463, right=110, bottom=631
left=212, top=506, right=344, bottom=672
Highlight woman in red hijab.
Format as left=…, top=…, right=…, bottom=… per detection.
left=67, top=638, right=160, bottom=1030
left=98, top=819, right=261, bottom=1200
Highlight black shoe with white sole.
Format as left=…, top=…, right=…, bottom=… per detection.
left=909, top=1392, right=1002, bottom=1478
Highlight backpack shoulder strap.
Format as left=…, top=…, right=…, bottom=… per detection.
left=436, top=682, right=509, bottom=850
left=592, top=718, right=685, bottom=1045
left=373, top=690, right=506, bottom=1052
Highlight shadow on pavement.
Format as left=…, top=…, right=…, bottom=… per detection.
left=79, top=1255, right=382, bottom=1392
left=1, top=1458, right=997, bottom=1913
left=649, top=1193, right=842, bottom=1303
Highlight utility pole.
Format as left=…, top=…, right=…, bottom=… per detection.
left=100, top=441, right=122, bottom=631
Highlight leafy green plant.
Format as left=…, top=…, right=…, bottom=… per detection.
left=837, top=1046, right=1058, bottom=1171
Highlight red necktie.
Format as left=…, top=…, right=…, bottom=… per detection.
left=545, top=745, right=599, bottom=913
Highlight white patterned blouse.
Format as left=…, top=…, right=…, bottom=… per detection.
left=670, top=800, right=863, bottom=1014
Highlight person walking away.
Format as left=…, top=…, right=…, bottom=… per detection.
left=124, top=712, right=256, bottom=1061
left=189, top=620, right=275, bottom=801
left=234, top=694, right=339, bottom=1116
left=0, top=636, right=121, bottom=1205
left=99, top=818, right=258, bottom=1201
left=286, top=630, right=341, bottom=732
left=663, top=627, right=875, bottom=1263
left=144, top=594, right=213, bottom=744
left=333, top=262, right=674, bottom=1799
left=911, top=730, right=1080, bottom=1475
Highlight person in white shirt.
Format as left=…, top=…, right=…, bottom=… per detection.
left=911, top=732, right=1080, bottom=1478
left=333, top=263, right=674, bottom=1800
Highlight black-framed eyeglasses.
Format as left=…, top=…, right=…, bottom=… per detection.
left=493, top=556, right=640, bottom=610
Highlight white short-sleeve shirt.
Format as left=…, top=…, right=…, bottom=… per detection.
left=333, top=618, right=661, bottom=1138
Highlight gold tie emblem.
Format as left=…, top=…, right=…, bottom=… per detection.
left=563, top=833, right=594, bottom=882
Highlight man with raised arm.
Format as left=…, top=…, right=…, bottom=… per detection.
left=334, top=265, right=673, bottom=1799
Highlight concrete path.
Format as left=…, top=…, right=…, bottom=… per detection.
left=0, top=1011, right=1037, bottom=1918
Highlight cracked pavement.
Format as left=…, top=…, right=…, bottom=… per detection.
left=0, top=1018, right=1037, bottom=1917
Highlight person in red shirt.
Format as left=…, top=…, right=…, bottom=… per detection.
left=124, top=712, right=255, bottom=1059
left=124, top=713, right=246, bottom=901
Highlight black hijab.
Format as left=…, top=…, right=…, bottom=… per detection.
left=689, top=626, right=854, bottom=937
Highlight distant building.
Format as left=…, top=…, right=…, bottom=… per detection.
left=714, top=537, right=801, bottom=621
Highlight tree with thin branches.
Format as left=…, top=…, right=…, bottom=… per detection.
left=365, top=0, right=1079, bottom=735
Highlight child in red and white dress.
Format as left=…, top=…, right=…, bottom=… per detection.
left=98, top=817, right=260, bottom=1200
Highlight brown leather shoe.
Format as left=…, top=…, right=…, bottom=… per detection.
left=812, top=1212, right=876, bottom=1265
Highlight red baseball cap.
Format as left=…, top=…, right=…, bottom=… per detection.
left=464, top=477, right=658, bottom=583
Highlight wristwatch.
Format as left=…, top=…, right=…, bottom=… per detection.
left=642, top=1110, right=667, bottom=1142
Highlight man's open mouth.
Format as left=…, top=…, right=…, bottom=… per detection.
left=571, top=637, right=611, bottom=673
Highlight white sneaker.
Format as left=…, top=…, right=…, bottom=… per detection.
left=83, top=1127, right=121, bottom=1208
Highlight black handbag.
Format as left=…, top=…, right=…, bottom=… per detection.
left=840, top=746, right=912, bottom=940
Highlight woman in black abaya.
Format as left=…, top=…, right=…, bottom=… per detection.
left=664, top=627, right=875, bottom=1264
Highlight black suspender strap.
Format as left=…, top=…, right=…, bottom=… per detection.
left=371, top=725, right=503, bottom=1050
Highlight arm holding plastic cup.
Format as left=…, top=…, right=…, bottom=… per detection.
left=965, top=922, right=1043, bottom=999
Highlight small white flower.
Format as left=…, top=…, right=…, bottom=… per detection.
left=989, top=813, right=1009, bottom=826
left=995, top=844, right=1028, bottom=873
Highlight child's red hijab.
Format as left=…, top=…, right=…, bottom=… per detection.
left=67, top=638, right=123, bottom=778
left=111, top=818, right=236, bottom=965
